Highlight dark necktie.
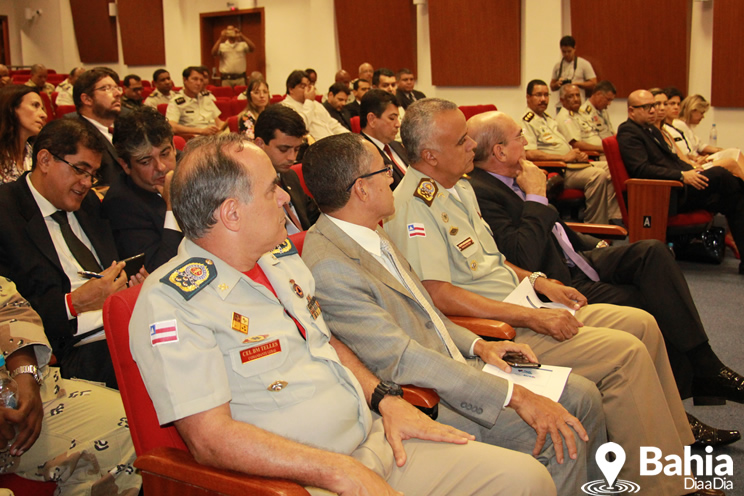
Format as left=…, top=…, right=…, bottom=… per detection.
left=50, top=210, right=102, bottom=272
left=383, top=144, right=406, bottom=175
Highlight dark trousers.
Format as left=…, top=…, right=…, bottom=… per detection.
left=571, top=240, right=708, bottom=398
left=60, top=339, right=118, bottom=390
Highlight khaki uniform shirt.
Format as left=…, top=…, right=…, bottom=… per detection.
left=25, top=80, right=54, bottom=97
left=556, top=107, right=603, bottom=147
left=130, top=239, right=372, bottom=454
left=579, top=100, right=614, bottom=139
left=521, top=107, right=573, bottom=155
left=386, top=167, right=520, bottom=302
left=54, top=79, right=74, bottom=106
left=165, top=91, right=221, bottom=128
left=144, top=90, right=175, bottom=108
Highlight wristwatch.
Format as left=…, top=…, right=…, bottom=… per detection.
left=370, top=380, right=403, bottom=415
left=528, top=271, right=547, bottom=288
left=10, top=365, right=43, bottom=387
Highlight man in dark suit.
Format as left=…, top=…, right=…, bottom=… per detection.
left=322, top=82, right=352, bottom=131
left=467, top=111, right=744, bottom=421
left=345, top=78, right=371, bottom=118
left=617, top=89, right=744, bottom=275
left=300, top=133, right=605, bottom=495
left=254, top=105, right=319, bottom=231
left=360, top=89, right=409, bottom=190
left=72, top=68, right=123, bottom=186
left=0, top=119, right=144, bottom=388
left=395, top=68, right=426, bottom=110
left=102, top=106, right=182, bottom=272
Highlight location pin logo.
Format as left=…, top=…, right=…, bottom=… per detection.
left=595, top=442, right=626, bottom=488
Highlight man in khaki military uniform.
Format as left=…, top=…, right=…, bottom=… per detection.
left=144, top=69, right=176, bottom=108
left=24, top=64, right=54, bottom=97
left=556, top=84, right=604, bottom=154
left=0, top=277, right=140, bottom=496
left=54, top=67, right=84, bottom=107
left=165, top=66, right=224, bottom=138
left=521, top=79, right=619, bottom=224
left=385, top=98, right=698, bottom=496
left=578, top=80, right=617, bottom=140
left=130, top=133, right=556, bottom=496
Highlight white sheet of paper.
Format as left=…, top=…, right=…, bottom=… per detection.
left=503, top=278, right=576, bottom=315
left=482, top=362, right=572, bottom=402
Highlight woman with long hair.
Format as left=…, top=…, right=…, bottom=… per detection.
left=237, top=78, right=269, bottom=139
left=0, top=86, right=47, bottom=183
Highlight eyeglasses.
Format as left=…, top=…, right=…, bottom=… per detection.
left=345, top=164, right=393, bottom=191
left=52, top=153, right=102, bottom=186
left=631, top=103, right=658, bottom=112
left=93, top=84, right=122, bottom=94
left=501, top=130, right=525, bottom=144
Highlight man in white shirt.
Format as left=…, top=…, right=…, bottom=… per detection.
left=144, top=69, right=176, bottom=108
left=54, top=66, right=84, bottom=107
left=166, top=66, right=224, bottom=138
left=211, top=25, right=256, bottom=88
left=280, top=70, right=349, bottom=141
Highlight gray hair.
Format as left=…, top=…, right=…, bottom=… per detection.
left=172, top=134, right=254, bottom=240
left=559, top=84, right=579, bottom=99
left=303, top=133, right=373, bottom=213
left=470, top=113, right=510, bottom=164
left=401, top=98, right=459, bottom=163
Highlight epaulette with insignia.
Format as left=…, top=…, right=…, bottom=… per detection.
left=175, top=97, right=186, bottom=105
left=271, top=238, right=298, bottom=258
left=201, top=90, right=210, bottom=97
left=413, top=178, right=438, bottom=207
left=569, top=110, right=574, bottom=116
left=161, top=258, right=217, bottom=300
left=523, top=111, right=535, bottom=122
left=581, top=104, right=591, bottom=114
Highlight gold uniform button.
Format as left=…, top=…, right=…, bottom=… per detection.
left=268, top=380, right=288, bottom=392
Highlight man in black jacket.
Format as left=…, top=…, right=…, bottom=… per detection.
left=617, top=89, right=744, bottom=275
left=466, top=111, right=744, bottom=435
left=102, top=106, right=183, bottom=272
left=254, top=105, right=319, bottom=231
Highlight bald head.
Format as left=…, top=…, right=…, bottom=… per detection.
left=627, top=89, right=657, bottom=126
left=359, top=63, right=374, bottom=81
left=0, top=64, right=9, bottom=88
left=335, top=70, right=351, bottom=87
left=468, top=112, right=525, bottom=175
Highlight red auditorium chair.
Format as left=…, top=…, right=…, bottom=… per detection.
left=602, top=135, right=713, bottom=244
left=142, top=87, right=154, bottom=99
left=270, top=94, right=285, bottom=104
left=350, top=115, right=361, bottom=133
left=234, top=85, right=247, bottom=96
left=459, top=104, right=498, bottom=120
left=38, top=91, right=55, bottom=123
left=157, top=103, right=168, bottom=116
left=173, top=136, right=187, bottom=151
left=227, top=115, right=239, bottom=133
left=207, top=85, right=235, bottom=99
left=55, top=105, right=77, bottom=118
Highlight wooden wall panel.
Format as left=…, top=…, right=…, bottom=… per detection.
left=335, top=0, right=416, bottom=77
left=429, top=0, right=520, bottom=87
left=570, top=0, right=690, bottom=98
left=118, top=0, right=166, bottom=66
left=69, top=0, right=118, bottom=63
left=711, top=0, right=744, bottom=107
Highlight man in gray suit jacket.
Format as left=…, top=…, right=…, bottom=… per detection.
left=301, top=133, right=606, bottom=495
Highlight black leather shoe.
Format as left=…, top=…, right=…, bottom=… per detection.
left=692, top=366, right=744, bottom=405
left=687, top=413, right=741, bottom=448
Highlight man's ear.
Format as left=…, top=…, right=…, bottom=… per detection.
left=254, top=137, right=266, bottom=148
left=79, top=91, right=93, bottom=108
left=35, top=149, right=53, bottom=173
left=365, top=112, right=376, bottom=128
left=420, top=148, right=437, bottom=167
left=219, top=198, right=242, bottom=232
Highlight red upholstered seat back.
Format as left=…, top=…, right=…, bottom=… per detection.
left=103, top=286, right=188, bottom=456
left=602, top=135, right=631, bottom=224
left=459, top=104, right=498, bottom=120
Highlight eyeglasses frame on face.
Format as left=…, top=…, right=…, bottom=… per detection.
left=92, top=84, right=122, bottom=94
left=345, top=164, right=394, bottom=191
left=631, top=103, right=660, bottom=112
left=51, top=153, right=102, bottom=186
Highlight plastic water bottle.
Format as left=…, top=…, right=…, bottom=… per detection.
left=709, top=123, right=718, bottom=147
left=0, top=355, right=18, bottom=452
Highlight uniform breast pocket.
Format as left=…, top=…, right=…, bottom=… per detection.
left=228, top=336, right=316, bottom=411
left=451, top=236, right=485, bottom=280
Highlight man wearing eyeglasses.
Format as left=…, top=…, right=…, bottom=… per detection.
left=521, top=79, right=620, bottom=225
left=72, top=68, right=124, bottom=186
left=0, top=119, right=145, bottom=388
left=618, top=89, right=744, bottom=275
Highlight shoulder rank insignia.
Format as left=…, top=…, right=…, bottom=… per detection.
left=523, top=111, right=534, bottom=122
left=271, top=238, right=298, bottom=258
left=175, top=97, right=186, bottom=105
left=413, top=178, right=438, bottom=207
left=201, top=90, right=210, bottom=97
left=582, top=104, right=591, bottom=114
left=568, top=110, right=574, bottom=116
left=160, top=258, right=216, bottom=300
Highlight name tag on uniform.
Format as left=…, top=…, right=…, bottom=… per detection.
left=240, top=339, right=282, bottom=363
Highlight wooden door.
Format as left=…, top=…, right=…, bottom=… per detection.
left=200, top=8, right=265, bottom=85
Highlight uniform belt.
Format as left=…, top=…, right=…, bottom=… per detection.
left=221, top=72, right=246, bottom=80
